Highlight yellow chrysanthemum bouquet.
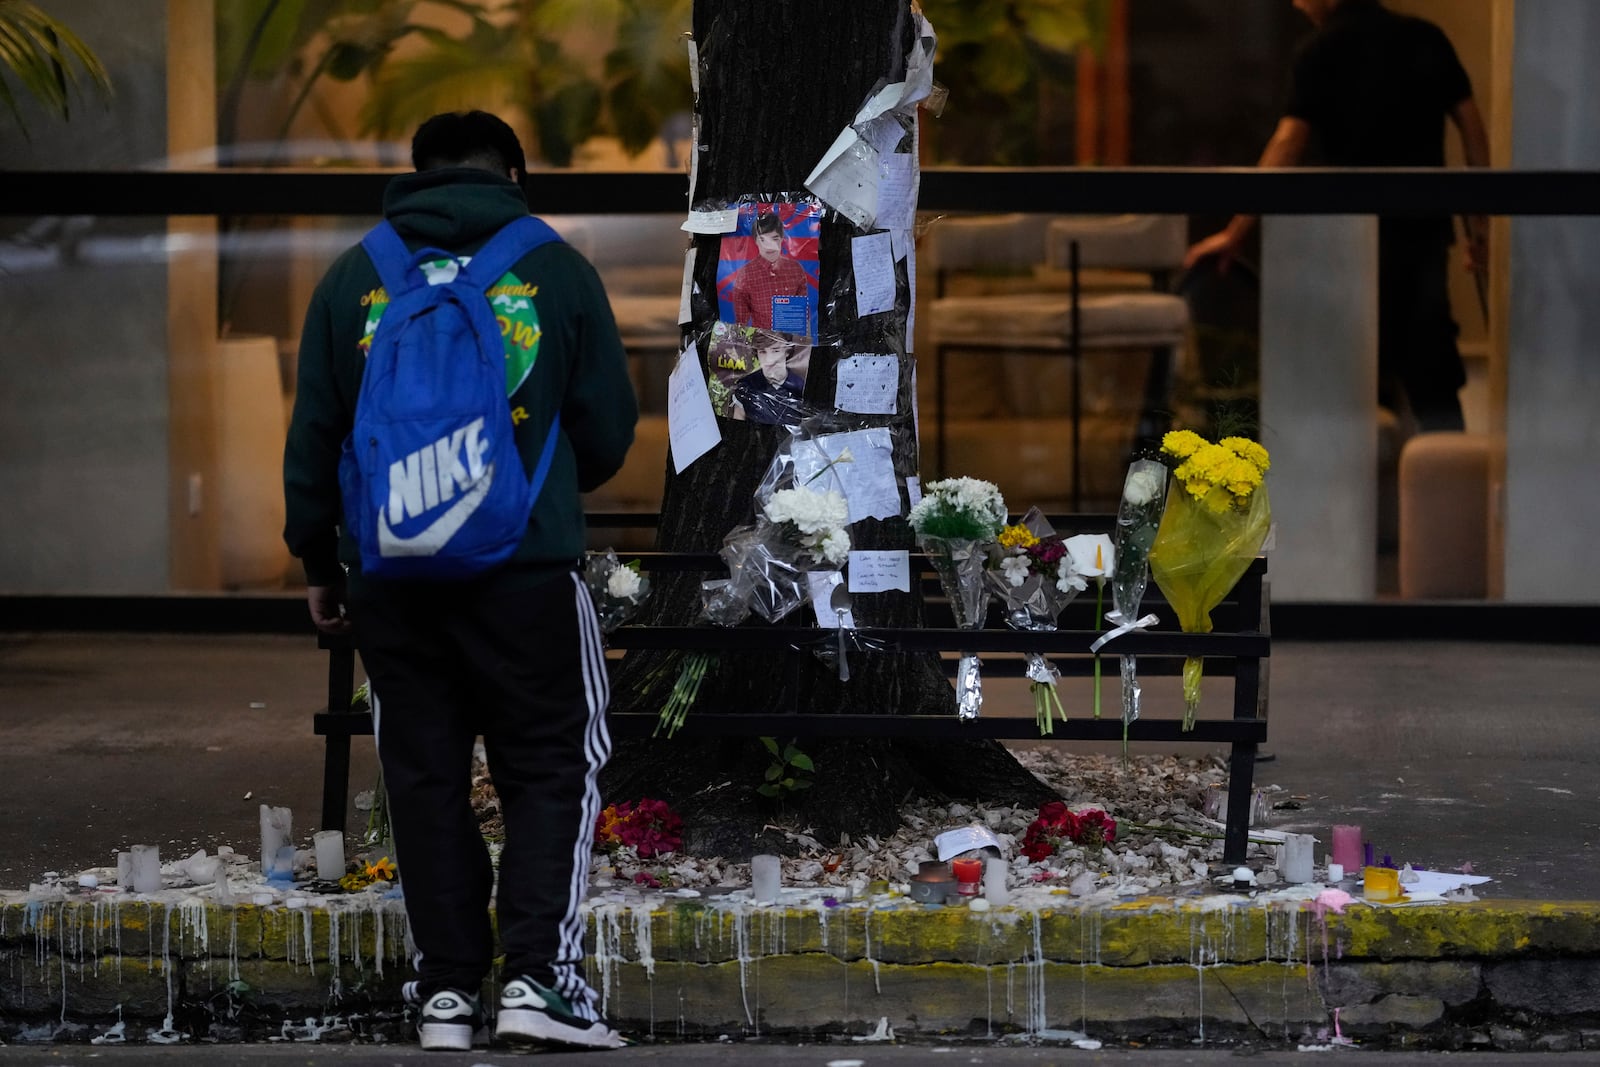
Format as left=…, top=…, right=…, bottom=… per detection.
left=1146, top=430, right=1272, bottom=729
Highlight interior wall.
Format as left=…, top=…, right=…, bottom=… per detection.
left=0, top=0, right=174, bottom=592
left=1504, top=0, right=1600, bottom=602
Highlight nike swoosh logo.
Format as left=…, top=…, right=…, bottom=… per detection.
left=377, top=462, right=494, bottom=557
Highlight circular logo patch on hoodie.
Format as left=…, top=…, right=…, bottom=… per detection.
left=360, top=258, right=542, bottom=396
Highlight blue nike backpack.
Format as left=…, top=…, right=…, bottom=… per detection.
left=338, top=215, right=563, bottom=579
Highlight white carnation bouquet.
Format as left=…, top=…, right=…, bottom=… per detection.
left=700, top=437, right=855, bottom=629
left=763, top=485, right=851, bottom=565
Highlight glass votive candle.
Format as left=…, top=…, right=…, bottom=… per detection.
left=950, top=857, right=983, bottom=895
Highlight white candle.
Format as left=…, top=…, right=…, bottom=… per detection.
left=1280, top=834, right=1315, bottom=884
left=128, top=844, right=162, bottom=894
left=115, top=851, right=132, bottom=887
left=751, top=854, right=781, bottom=903
left=1327, top=862, right=1345, bottom=883
left=259, top=804, right=293, bottom=877
left=983, top=857, right=1009, bottom=906
left=314, top=830, right=345, bottom=882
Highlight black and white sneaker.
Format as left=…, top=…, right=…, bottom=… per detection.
left=417, top=988, right=487, bottom=1051
left=495, top=976, right=624, bottom=1049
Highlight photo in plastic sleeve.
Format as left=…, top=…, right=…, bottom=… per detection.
left=716, top=199, right=821, bottom=342
left=705, top=321, right=811, bottom=427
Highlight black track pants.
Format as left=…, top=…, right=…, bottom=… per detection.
left=352, top=570, right=611, bottom=1019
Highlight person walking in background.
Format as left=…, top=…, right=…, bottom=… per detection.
left=1185, top=0, right=1490, bottom=432
left=283, top=110, right=636, bottom=1051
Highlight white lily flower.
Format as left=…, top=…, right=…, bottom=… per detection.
left=1064, top=533, right=1115, bottom=580
left=1000, top=555, right=1031, bottom=588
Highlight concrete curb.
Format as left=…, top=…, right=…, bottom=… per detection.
left=4, top=895, right=1600, bottom=1049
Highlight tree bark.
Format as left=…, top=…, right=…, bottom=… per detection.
left=601, top=0, right=1057, bottom=857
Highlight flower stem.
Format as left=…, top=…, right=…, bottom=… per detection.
left=1092, top=581, right=1104, bottom=718
left=656, top=652, right=715, bottom=738
left=1124, top=821, right=1280, bottom=847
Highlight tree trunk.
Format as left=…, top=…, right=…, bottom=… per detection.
left=601, top=0, right=1057, bottom=857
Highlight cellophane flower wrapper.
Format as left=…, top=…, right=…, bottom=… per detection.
left=584, top=549, right=651, bottom=635
left=699, top=433, right=852, bottom=627
left=1148, top=481, right=1271, bottom=729
left=922, top=536, right=989, bottom=721
left=908, top=477, right=1005, bottom=722
left=985, top=508, right=1081, bottom=735
left=711, top=524, right=809, bottom=624
left=1108, top=459, right=1169, bottom=737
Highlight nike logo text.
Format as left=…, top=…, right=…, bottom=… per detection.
left=386, top=418, right=489, bottom=525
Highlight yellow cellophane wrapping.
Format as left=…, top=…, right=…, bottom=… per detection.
left=1147, top=481, right=1271, bottom=727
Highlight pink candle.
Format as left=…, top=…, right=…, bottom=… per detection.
left=1331, top=824, right=1362, bottom=873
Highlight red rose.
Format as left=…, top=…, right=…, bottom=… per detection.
left=1072, top=808, right=1117, bottom=847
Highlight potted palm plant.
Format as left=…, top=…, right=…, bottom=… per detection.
left=0, top=0, right=112, bottom=136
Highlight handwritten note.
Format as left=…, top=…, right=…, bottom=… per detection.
left=667, top=342, right=720, bottom=473
left=682, top=208, right=738, bottom=234
left=795, top=429, right=901, bottom=524
left=848, top=550, right=911, bottom=594
left=905, top=475, right=922, bottom=508
left=835, top=354, right=898, bottom=415
left=905, top=244, right=917, bottom=351
left=852, top=231, right=896, bottom=318
left=877, top=153, right=917, bottom=233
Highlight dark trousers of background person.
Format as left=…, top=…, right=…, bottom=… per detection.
left=352, top=568, right=611, bottom=1021
left=1378, top=234, right=1468, bottom=434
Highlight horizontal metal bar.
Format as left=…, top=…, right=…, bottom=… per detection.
left=606, top=625, right=1268, bottom=657
left=320, top=706, right=1265, bottom=741
left=3, top=167, right=1596, bottom=217
left=605, top=712, right=1268, bottom=741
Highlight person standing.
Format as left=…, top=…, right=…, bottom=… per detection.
left=283, top=110, right=636, bottom=1051
left=1185, top=0, right=1490, bottom=432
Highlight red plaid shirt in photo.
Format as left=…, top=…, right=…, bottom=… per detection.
left=731, top=255, right=810, bottom=331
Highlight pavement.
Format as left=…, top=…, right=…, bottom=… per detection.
left=2, top=631, right=1596, bottom=898
left=0, top=1046, right=1596, bottom=1065
left=5, top=629, right=1600, bottom=1052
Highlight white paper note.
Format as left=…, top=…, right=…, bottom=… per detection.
left=905, top=243, right=917, bottom=351
left=807, top=570, right=856, bottom=628
left=934, top=825, right=1004, bottom=861
left=848, top=550, right=911, bottom=594
left=682, top=208, right=738, bottom=234
left=877, top=154, right=917, bottom=233
left=859, top=113, right=906, bottom=157
left=805, top=127, right=879, bottom=229
left=835, top=354, right=898, bottom=415
left=910, top=361, right=920, bottom=439
left=667, top=343, right=720, bottom=473
left=795, top=428, right=902, bottom=524
left=905, top=475, right=922, bottom=508
left=852, top=231, right=896, bottom=318
left=677, top=248, right=695, bottom=325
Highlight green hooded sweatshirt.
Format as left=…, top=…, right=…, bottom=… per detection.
left=282, top=167, right=638, bottom=589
